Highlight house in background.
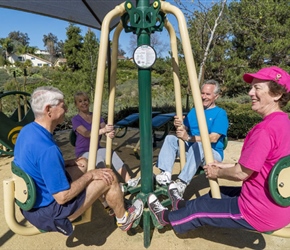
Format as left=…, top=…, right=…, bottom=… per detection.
left=35, top=49, right=50, bottom=55
left=117, top=55, right=126, bottom=61
left=7, top=53, right=52, bottom=67
left=54, top=58, right=67, bottom=67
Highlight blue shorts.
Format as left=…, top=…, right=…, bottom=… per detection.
left=22, top=189, right=86, bottom=236
left=168, top=186, right=255, bottom=234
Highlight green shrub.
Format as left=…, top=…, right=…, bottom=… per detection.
left=226, top=103, right=261, bottom=139
left=0, top=69, right=10, bottom=89
left=282, top=102, right=290, bottom=113
left=217, top=97, right=262, bottom=139
left=0, top=56, right=5, bottom=67
left=216, top=100, right=239, bottom=112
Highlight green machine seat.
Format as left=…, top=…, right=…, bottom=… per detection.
left=6, top=161, right=85, bottom=235
left=11, top=161, right=37, bottom=211
left=268, top=155, right=290, bottom=207
left=69, top=129, right=77, bottom=147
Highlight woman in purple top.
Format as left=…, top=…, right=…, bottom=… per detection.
left=71, top=92, right=140, bottom=189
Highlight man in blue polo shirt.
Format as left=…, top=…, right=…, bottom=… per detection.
left=155, top=79, right=229, bottom=196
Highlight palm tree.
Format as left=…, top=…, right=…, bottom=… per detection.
left=0, top=37, right=14, bottom=59
left=43, top=33, right=58, bottom=62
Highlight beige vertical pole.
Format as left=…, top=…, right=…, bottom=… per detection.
left=161, top=1, right=221, bottom=198
left=82, top=3, right=126, bottom=223
left=164, top=19, right=186, bottom=169
left=105, top=22, right=123, bottom=167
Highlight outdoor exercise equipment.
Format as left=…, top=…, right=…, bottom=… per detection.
left=115, top=111, right=180, bottom=158
left=1, top=0, right=222, bottom=245
left=4, top=148, right=290, bottom=238
left=114, top=111, right=160, bottom=138
left=87, top=1, right=290, bottom=245
left=125, top=112, right=188, bottom=159
left=89, top=1, right=218, bottom=247
left=3, top=1, right=211, bottom=243
left=3, top=0, right=290, bottom=247
left=0, top=90, right=34, bottom=155
left=114, top=113, right=140, bottom=138
left=3, top=161, right=90, bottom=236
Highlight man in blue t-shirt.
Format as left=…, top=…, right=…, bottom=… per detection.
left=155, top=80, right=229, bottom=196
left=14, top=86, right=143, bottom=235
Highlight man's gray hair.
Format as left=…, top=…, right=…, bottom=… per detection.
left=202, top=79, right=220, bottom=94
left=31, top=86, right=64, bottom=118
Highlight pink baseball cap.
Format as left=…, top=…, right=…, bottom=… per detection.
left=243, top=66, right=290, bottom=92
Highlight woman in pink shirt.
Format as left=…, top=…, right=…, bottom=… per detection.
left=148, top=66, right=290, bottom=234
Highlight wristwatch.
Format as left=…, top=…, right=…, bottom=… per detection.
left=187, top=135, right=192, bottom=142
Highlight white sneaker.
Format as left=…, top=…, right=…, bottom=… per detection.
left=147, top=194, right=168, bottom=226
left=117, top=198, right=144, bottom=231
left=156, top=171, right=171, bottom=186
left=127, top=177, right=141, bottom=188
left=119, top=183, right=125, bottom=193
left=168, top=182, right=184, bottom=211
left=175, top=179, right=187, bottom=197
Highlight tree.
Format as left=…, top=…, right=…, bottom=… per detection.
left=80, top=29, right=100, bottom=97
left=63, top=23, right=83, bottom=71
left=176, top=0, right=229, bottom=85
left=56, top=40, right=65, bottom=57
left=23, top=59, right=33, bottom=68
left=26, top=46, right=38, bottom=54
left=127, top=32, right=167, bottom=58
left=8, top=31, right=30, bottom=46
left=224, top=0, right=290, bottom=96
left=0, top=53, right=5, bottom=66
left=0, top=37, right=14, bottom=59
left=7, top=31, right=32, bottom=55
left=43, top=33, right=58, bottom=62
left=197, top=0, right=228, bottom=84
left=16, top=44, right=38, bottom=55
left=229, top=0, right=290, bottom=68
left=118, top=47, right=126, bottom=57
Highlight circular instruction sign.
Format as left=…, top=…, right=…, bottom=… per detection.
left=133, top=45, right=156, bottom=69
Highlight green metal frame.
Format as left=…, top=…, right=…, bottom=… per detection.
left=115, top=126, right=128, bottom=138
left=120, top=3, right=168, bottom=245
left=0, top=90, right=31, bottom=99
left=0, top=91, right=34, bottom=155
left=122, top=0, right=164, bottom=35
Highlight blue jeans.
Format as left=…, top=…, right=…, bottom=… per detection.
left=156, top=135, right=222, bottom=184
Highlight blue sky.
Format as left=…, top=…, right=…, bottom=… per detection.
left=0, top=8, right=101, bottom=49
left=0, top=5, right=184, bottom=58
